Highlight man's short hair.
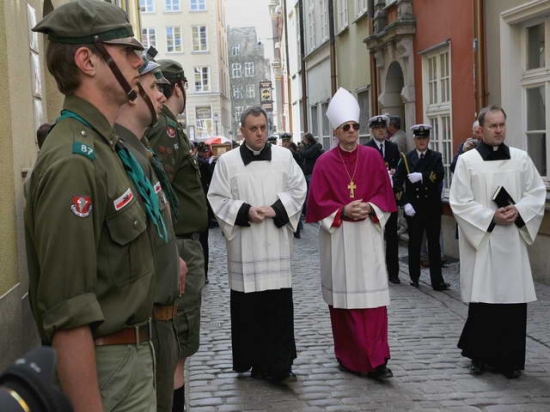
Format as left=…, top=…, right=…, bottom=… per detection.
left=46, top=43, right=99, bottom=95
left=36, top=123, right=53, bottom=149
left=478, top=105, right=507, bottom=126
left=389, top=116, right=401, bottom=129
left=240, top=106, right=268, bottom=127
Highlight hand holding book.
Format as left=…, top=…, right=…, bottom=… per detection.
left=492, top=186, right=525, bottom=228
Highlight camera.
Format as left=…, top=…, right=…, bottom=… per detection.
left=0, top=347, right=72, bottom=411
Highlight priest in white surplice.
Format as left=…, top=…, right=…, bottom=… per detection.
left=208, top=106, right=306, bottom=384
left=306, top=88, right=397, bottom=380
left=450, top=105, right=545, bottom=379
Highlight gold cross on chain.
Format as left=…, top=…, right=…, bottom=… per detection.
left=348, top=181, right=356, bottom=198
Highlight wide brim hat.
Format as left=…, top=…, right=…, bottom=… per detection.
left=326, top=88, right=360, bottom=129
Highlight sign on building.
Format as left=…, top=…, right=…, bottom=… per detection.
left=259, top=80, right=273, bottom=112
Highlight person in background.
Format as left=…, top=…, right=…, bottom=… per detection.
left=307, top=88, right=396, bottom=380
left=450, top=105, right=545, bottom=379
left=208, top=106, right=307, bottom=384
left=450, top=120, right=482, bottom=174
left=281, top=132, right=304, bottom=238
left=197, top=142, right=213, bottom=283
left=388, top=115, right=407, bottom=154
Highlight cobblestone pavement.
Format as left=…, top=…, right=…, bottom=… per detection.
left=187, top=223, right=550, bottom=412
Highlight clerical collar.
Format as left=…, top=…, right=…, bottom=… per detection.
left=476, top=141, right=510, bottom=161
left=338, top=144, right=357, bottom=153
left=240, top=142, right=272, bottom=165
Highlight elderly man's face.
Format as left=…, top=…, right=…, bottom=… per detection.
left=334, top=121, right=359, bottom=146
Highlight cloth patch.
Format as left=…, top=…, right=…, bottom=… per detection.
left=166, top=126, right=176, bottom=138
left=72, top=142, right=95, bottom=160
left=154, top=181, right=162, bottom=193
left=71, top=195, right=92, bottom=217
left=113, top=188, right=134, bottom=211
left=429, top=171, right=437, bottom=183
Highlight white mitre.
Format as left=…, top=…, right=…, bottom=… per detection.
left=326, top=87, right=360, bottom=130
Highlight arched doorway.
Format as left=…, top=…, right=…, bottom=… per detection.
left=381, top=61, right=405, bottom=126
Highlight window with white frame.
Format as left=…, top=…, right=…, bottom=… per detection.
left=355, top=0, right=368, bottom=17
left=244, top=62, right=254, bottom=77
left=246, top=84, right=255, bottom=99
left=319, top=0, right=329, bottom=41
left=423, top=46, right=452, bottom=192
left=166, top=27, right=183, bottom=53
left=141, top=27, right=157, bottom=48
left=336, top=0, right=348, bottom=32
left=231, top=63, right=241, bottom=78
left=311, top=104, right=318, bottom=137
left=357, top=89, right=370, bottom=139
left=234, top=106, right=243, bottom=124
left=194, top=67, right=210, bottom=92
left=307, top=2, right=316, bottom=53
left=233, top=86, right=242, bottom=99
left=189, top=0, right=206, bottom=11
left=192, top=26, right=208, bottom=52
left=140, top=0, right=154, bottom=13
left=165, top=0, right=180, bottom=12
left=232, top=44, right=240, bottom=56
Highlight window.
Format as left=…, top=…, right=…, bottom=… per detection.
left=246, top=84, right=255, bottom=99
left=192, top=26, right=208, bottom=52
left=166, top=27, right=183, bottom=53
left=336, top=0, right=348, bottom=32
left=231, top=63, right=241, bottom=78
left=140, top=0, right=154, bottom=13
left=194, top=66, right=210, bottom=92
left=189, top=0, right=206, bottom=11
left=311, top=104, right=318, bottom=137
left=234, top=106, right=244, bottom=124
left=423, top=47, right=452, bottom=192
left=141, top=27, right=157, bottom=48
left=526, top=86, right=546, bottom=175
left=232, top=44, right=240, bottom=56
left=319, top=0, right=329, bottom=41
left=357, top=89, right=370, bottom=140
left=244, top=62, right=254, bottom=77
left=165, top=0, right=180, bottom=12
left=355, top=0, right=368, bottom=17
left=233, top=86, right=242, bottom=99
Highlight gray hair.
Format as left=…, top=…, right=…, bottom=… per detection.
left=478, top=105, right=507, bottom=126
left=240, top=106, right=268, bottom=127
left=389, top=116, right=401, bottom=129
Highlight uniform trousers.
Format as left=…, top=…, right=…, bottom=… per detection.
left=406, top=211, right=445, bottom=287
left=175, top=238, right=205, bottom=358
left=384, top=211, right=399, bottom=279
left=95, top=341, right=156, bottom=412
left=152, top=319, right=179, bottom=412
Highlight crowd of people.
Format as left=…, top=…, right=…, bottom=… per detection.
left=23, top=1, right=546, bottom=411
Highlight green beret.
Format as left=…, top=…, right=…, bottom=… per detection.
left=32, top=0, right=143, bottom=50
left=158, top=59, right=186, bottom=82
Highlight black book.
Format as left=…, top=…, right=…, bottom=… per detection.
left=492, top=186, right=525, bottom=228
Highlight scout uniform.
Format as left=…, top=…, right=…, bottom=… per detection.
left=26, top=1, right=156, bottom=410
left=393, top=124, right=449, bottom=291
left=145, top=60, right=208, bottom=359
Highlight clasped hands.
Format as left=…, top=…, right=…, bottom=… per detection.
left=248, top=206, right=276, bottom=223
left=343, top=199, right=372, bottom=220
left=493, top=205, right=519, bottom=226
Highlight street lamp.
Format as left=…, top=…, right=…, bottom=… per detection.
left=213, top=112, right=219, bottom=136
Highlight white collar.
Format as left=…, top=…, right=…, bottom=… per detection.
left=416, top=150, right=427, bottom=157
left=245, top=143, right=265, bottom=156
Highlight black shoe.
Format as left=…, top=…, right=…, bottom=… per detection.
left=205, top=277, right=210, bottom=284
left=433, top=282, right=450, bottom=291
left=293, top=232, right=301, bottom=239
left=410, top=280, right=419, bottom=288
left=502, top=369, right=521, bottom=379
left=251, top=367, right=268, bottom=379
left=389, top=276, right=401, bottom=284
left=270, top=371, right=297, bottom=384
left=367, top=366, right=393, bottom=381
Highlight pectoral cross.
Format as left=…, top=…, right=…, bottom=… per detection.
left=348, top=181, right=356, bottom=198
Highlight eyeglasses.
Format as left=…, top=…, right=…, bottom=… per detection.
left=340, top=123, right=360, bottom=132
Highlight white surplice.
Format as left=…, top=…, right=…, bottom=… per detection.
left=318, top=207, right=390, bottom=309
left=207, top=145, right=307, bottom=293
left=450, top=147, right=546, bottom=304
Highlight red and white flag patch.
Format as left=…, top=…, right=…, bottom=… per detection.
left=71, top=195, right=93, bottom=218
left=154, top=181, right=162, bottom=194
left=114, top=188, right=134, bottom=211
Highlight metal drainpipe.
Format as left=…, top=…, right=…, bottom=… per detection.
left=298, top=0, right=308, bottom=131
left=282, top=0, right=293, bottom=133
left=473, top=0, right=486, bottom=111
left=328, top=0, right=337, bottom=95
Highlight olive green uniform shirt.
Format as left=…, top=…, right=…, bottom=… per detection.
left=25, top=96, right=155, bottom=342
left=146, top=106, right=208, bottom=235
left=116, top=124, right=180, bottom=306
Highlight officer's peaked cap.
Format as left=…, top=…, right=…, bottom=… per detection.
left=368, top=115, right=389, bottom=128
left=411, top=124, right=432, bottom=138
left=32, top=0, right=143, bottom=50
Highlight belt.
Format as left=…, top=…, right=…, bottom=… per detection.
left=94, top=321, right=151, bottom=346
left=152, top=304, right=178, bottom=321
left=177, top=233, right=200, bottom=240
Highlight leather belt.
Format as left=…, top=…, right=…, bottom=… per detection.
left=177, top=233, right=200, bottom=241
left=153, top=304, right=178, bottom=321
left=94, top=321, right=151, bottom=346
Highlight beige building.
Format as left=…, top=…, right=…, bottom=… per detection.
left=140, top=0, right=231, bottom=140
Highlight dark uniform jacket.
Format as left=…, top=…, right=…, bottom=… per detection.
left=365, top=138, right=400, bottom=170
left=300, top=143, right=323, bottom=176
left=393, top=149, right=444, bottom=215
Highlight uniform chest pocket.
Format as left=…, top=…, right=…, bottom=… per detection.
left=105, top=200, right=152, bottom=287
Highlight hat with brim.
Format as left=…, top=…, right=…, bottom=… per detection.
left=411, top=123, right=432, bottom=138
left=104, top=37, right=144, bottom=50
left=154, top=69, right=171, bottom=85
left=368, top=115, right=389, bottom=128
left=326, top=88, right=360, bottom=130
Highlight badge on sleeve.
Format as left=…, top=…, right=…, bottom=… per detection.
left=71, top=195, right=93, bottom=217
left=114, top=188, right=134, bottom=211
left=72, top=142, right=95, bottom=160
left=166, top=126, right=176, bottom=138
left=154, top=182, right=162, bottom=194
left=429, top=171, right=437, bottom=183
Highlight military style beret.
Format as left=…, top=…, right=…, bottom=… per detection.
left=368, top=115, right=389, bottom=128
left=411, top=124, right=432, bottom=138
left=158, top=59, right=186, bottom=82
left=32, top=0, right=143, bottom=50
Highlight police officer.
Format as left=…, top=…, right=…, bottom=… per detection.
left=145, top=59, right=208, bottom=411
left=26, top=1, right=156, bottom=410
left=393, top=124, right=450, bottom=291
left=366, top=115, right=401, bottom=284
left=115, top=58, right=188, bottom=412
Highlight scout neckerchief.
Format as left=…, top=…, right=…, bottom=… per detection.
left=56, top=110, right=169, bottom=243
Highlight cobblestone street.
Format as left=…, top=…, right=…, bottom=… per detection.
left=188, top=223, right=550, bottom=411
